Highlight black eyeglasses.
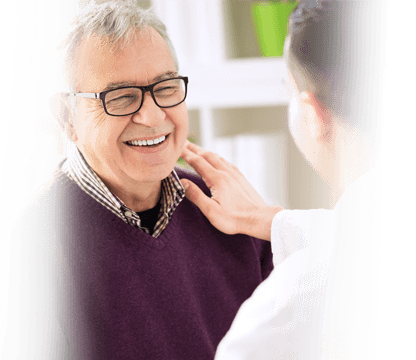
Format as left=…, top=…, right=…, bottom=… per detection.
left=69, top=76, right=188, bottom=116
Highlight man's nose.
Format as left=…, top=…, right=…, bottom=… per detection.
left=131, top=92, right=165, bottom=127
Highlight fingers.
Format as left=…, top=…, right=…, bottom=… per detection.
left=184, top=141, right=223, bottom=165
left=180, top=179, right=217, bottom=216
left=183, top=140, right=204, bottom=155
left=181, top=148, right=216, bottom=186
left=182, top=140, right=230, bottom=172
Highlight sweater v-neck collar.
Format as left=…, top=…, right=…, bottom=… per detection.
left=57, top=171, right=179, bottom=251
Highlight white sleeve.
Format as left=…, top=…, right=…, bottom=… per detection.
left=214, top=209, right=335, bottom=360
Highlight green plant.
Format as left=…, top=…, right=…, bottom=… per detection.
left=251, top=0, right=298, bottom=57
left=269, top=0, right=297, bottom=3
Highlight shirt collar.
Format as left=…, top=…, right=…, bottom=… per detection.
left=62, top=141, right=185, bottom=234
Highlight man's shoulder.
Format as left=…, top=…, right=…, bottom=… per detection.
left=174, top=166, right=268, bottom=241
left=174, top=165, right=273, bottom=260
left=174, top=166, right=211, bottom=197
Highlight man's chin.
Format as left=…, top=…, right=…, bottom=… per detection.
left=128, top=164, right=175, bottom=184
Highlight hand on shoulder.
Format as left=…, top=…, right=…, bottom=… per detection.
left=180, top=141, right=284, bottom=241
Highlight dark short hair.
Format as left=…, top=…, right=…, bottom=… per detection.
left=287, top=0, right=380, bottom=134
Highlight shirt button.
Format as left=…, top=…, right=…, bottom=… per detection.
left=125, top=211, right=132, bottom=217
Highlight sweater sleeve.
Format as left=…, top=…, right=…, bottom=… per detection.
left=2, top=194, right=53, bottom=360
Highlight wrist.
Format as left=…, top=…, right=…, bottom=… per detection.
left=243, top=205, right=284, bottom=241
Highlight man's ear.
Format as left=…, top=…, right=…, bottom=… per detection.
left=299, top=91, right=332, bottom=142
left=49, top=93, right=78, bottom=142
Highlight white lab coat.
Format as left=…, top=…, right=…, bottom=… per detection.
left=215, top=169, right=381, bottom=359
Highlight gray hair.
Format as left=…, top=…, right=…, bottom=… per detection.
left=60, top=0, right=179, bottom=91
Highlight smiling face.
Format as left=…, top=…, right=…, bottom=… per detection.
left=70, top=27, right=189, bottom=193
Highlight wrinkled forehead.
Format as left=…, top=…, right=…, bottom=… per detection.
left=72, top=26, right=175, bottom=91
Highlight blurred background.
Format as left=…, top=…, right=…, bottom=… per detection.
left=0, top=0, right=329, bottom=348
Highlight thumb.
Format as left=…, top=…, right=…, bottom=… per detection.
left=181, top=179, right=215, bottom=215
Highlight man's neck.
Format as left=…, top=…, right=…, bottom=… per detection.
left=101, top=176, right=162, bottom=213
left=67, top=142, right=164, bottom=212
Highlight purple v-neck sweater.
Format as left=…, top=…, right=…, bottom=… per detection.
left=26, top=166, right=273, bottom=359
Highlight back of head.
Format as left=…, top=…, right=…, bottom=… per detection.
left=60, top=0, right=178, bottom=91
left=287, top=0, right=381, bottom=137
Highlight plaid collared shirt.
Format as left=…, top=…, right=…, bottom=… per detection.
left=61, top=142, right=185, bottom=238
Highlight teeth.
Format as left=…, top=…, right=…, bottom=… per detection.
left=127, top=135, right=166, bottom=147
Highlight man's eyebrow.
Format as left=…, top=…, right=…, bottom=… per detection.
left=102, top=81, right=136, bottom=92
left=152, top=71, right=178, bottom=82
left=101, top=72, right=179, bottom=92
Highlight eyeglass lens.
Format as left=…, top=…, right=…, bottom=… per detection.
left=104, top=78, right=186, bottom=116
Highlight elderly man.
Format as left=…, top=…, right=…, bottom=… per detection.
left=11, top=1, right=273, bottom=359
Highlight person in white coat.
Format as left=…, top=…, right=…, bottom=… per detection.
left=180, top=0, right=385, bottom=358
